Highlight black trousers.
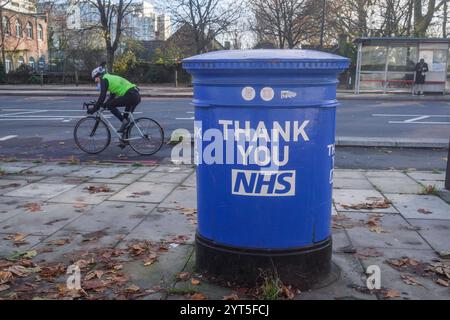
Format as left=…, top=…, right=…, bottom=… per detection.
left=104, top=88, right=141, bottom=122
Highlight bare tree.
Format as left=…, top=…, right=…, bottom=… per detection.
left=72, top=0, right=134, bottom=71
left=250, top=0, right=317, bottom=49
left=413, top=0, right=446, bottom=36
left=165, top=0, right=243, bottom=54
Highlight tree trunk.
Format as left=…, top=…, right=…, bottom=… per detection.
left=0, top=8, right=6, bottom=73
left=413, top=0, right=437, bottom=37
left=444, top=0, right=448, bottom=37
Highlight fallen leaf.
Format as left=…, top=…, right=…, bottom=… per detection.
left=384, top=289, right=401, bottom=299
left=417, top=208, right=432, bottom=215
left=83, top=279, right=106, bottom=292
left=125, top=284, right=141, bottom=293
left=47, top=239, right=70, bottom=246
left=177, top=272, right=190, bottom=281
left=143, top=254, right=157, bottom=267
left=0, top=284, right=10, bottom=292
left=281, top=285, right=295, bottom=300
left=22, top=250, right=37, bottom=259
left=189, top=293, right=207, bottom=300
left=341, top=198, right=391, bottom=210
left=436, top=279, right=449, bottom=287
left=387, top=257, right=420, bottom=268
left=355, top=248, right=383, bottom=258
left=401, top=275, right=422, bottom=286
left=223, top=294, right=240, bottom=300
left=0, top=271, right=13, bottom=284
left=85, top=270, right=104, bottom=281
left=85, top=185, right=111, bottom=194
left=22, top=203, right=43, bottom=213
left=191, top=278, right=200, bottom=286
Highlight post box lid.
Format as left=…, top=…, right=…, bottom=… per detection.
left=183, top=49, right=350, bottom=71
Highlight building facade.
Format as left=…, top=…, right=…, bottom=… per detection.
left=1, top=0, right=48, bottom=73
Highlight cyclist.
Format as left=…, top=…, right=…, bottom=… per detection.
left=89, top=64, right=141, bottom=134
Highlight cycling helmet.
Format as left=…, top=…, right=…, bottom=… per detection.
left=91, top=66, right=106, bottom=79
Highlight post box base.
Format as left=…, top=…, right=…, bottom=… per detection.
left=195, top=234, right=336, bottom=291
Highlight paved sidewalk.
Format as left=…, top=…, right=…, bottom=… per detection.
left=0, top=160, right=449, bottom=300
left=2, top=84, right=450, bottom=101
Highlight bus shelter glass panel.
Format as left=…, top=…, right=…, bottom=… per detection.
left=360, top=72, right=384, bottom=90
left=447, top=47, right=450, bottom=91
left=386, top=46, right=417, bottom=90
left=361, top=46, right=387, bottom=71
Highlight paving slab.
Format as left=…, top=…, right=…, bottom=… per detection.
left=32, top=229, right=123, bottom=263
left=89, top=173, right=143, bottom=184
left=332, top=229, right=351, bottom=253
left=387, top=194, right=450, bottom=220
left=343, top=212, right=431, bottom=250
left=25, top=164, right=81, bottom=176
left=63, top=201, right=156, bottom=234
left=48, top=183, right=126, bottom=205
left=367, top=176, right=423, bottom=194
left=0, top=174, right=44, bottom=182
left=357, top=248, right=448, bottom=300
left=122, top=244, right=194, bottom=297
left=130, top=167, right=155, bottom=174
left=364, top=170, right=408, bottom=178
left=123, top=208, right=196, bottom=244
left=333, top=178, right=374, bottom=190
left=151, top=165, right=194, bottom=174
left=39, top=176, right=87, bottom=184
left=4, top=182, right=76, bottom=199
left=0, top=203, right=88, bottom=236
left=159, top=186, right=196, bottom=209
left=0, top=233, right=43, bottom=258
left=333, top=170, right=366, bottom=180
left=108, top=182, right=177, bottom=203
left=333, top=189, right=398, bottom=214
left=417, top=180, right=445, bottom=190
left=67, top=166, right=131, bottom=178
left=297, top=253, right=376, bottom=300
left=0, top=196, right=27, bottom=223
left=139, top=171, right=191, bottom=184
left=407, top=171, right=446, bottom=182
left=0, top=179, right=28, bottom=195
left=171, top=250, right=237, bottom=300
left=407, top=219, right=450, bottom=254
left=0, top=162, right=37, bottom=174
left=181, top=173, right=196, bottom=188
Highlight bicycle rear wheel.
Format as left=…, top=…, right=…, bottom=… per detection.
left=74, top=116, right=111, bottom=154
left=126, top=117, right=164, bottom=156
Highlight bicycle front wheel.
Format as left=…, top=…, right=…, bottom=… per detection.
left=74, top=116, right=111, bottom=154
left=127, top=117, right=164, bottom=156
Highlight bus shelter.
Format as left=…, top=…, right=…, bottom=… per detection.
left=354, top=38, right=450, bottom=94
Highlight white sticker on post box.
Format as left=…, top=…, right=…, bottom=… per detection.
left=232, top=169, right=296, bottom=197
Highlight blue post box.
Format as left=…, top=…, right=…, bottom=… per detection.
left=183, top=49, right=349, bottom=289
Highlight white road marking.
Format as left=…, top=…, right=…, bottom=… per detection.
left=372, top=113, right=450, bottom=125
left=0, top=135, right=18, bottom=141
left=404, top=116, right=430, bottom=123
left=0, top=110, right=48, bottom=117
left=372, top=114, right=450, bottom=117
left=389, top=121, right=450, bottom=125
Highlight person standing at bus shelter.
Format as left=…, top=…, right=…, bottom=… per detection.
left=414, top=58, right=428, bottom=95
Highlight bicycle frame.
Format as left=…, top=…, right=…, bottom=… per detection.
left=94, top=110, right=145, bottom=142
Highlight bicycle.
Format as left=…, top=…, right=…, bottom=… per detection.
left=74, top=101, right=164, bottom=156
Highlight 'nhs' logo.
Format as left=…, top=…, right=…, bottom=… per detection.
left=232, top=170, right=296, bottom=197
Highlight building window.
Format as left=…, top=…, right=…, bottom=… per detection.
left=18, top=56, right=24, bottom=67
left=38, top=24, right=43, bottom=40
left=2, top=17, right=10, bottom=36
left=5, top=57, right=12, bottom=73
left=26, top=22, right=33, bottom=39
left=29, top=57, right=35, bottom=69
left=15, top=20, right=22, bottom=38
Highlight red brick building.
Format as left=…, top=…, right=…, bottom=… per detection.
left=1, top=1, right=48, bottom=73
